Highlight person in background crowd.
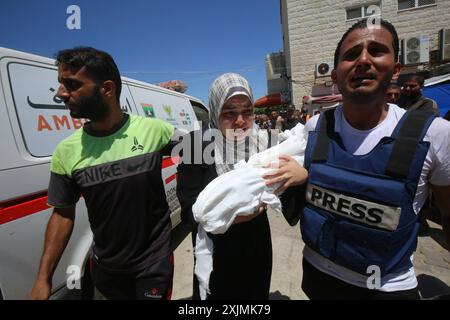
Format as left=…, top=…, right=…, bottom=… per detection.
left=284, top=105, right=300, bottom=130
left=386, top=83, right=401, bottom=104
left=270, top=110, right=284, bottom=131
left=254, top=114, right=261, bottom=127
left=260, top=114, right=271, bottom=130
left=398, top=74, right=439, bottom=115
left=293, top=109, right=303, bottom=124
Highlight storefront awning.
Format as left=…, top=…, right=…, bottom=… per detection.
left=303, top=94, right=342, bottom=104
left=254, top=93, right=288, bottom=108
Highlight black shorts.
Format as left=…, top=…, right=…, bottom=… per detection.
left=91, top=254, right=174, bottom=300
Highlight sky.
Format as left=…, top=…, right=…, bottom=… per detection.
left=0, top=0, right=283, bottom=104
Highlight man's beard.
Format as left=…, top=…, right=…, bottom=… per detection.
left=405, top=91, right=421, bottom=101
left=69, top=87, right=109, bottom=121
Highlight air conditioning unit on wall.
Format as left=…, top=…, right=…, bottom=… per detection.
left=401, top=35, right=430, bottom=65
left=315, top=62, right=333, bottom=78
left=439, top=28, right=450, bottom=62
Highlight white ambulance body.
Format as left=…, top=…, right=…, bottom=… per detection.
left=0, top=47, right=207, bottom=299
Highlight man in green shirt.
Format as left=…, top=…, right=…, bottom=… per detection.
left=31, top=47, right=175, bottom=300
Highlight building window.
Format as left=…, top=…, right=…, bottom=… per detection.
left=346, top=3, right=381, bottom=21
left=398, top=0, right=436, bottom=11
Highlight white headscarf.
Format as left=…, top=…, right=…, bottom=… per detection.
left=208, top=73, right=269, bottom=175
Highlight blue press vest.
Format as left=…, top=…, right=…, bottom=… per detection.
left=303, top=109, right=435, bottom=276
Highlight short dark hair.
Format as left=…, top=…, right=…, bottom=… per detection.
left=55, top=47, right=122, bottom=101
left=387, top=83, right=401, bottom=90
left=405, top=74, right=425, bottom=87
left=334, top=18, right=399, bottom=69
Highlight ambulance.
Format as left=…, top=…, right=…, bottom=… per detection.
left=0, top=47, right=207, bottom=299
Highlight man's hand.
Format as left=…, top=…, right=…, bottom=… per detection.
left=29, top=206, right=75, bottom=300
left=262, top=155, right=308, bottom=195
left=30, top=279, right=51, bottom=300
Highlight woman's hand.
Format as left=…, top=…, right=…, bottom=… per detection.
left=262, top=155, right=308, bottom=195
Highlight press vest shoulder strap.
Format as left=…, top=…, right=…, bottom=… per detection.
left=309, top=108, right=435, bottom=179
left=311, top=109, right=335, bottom=164
left=385, top=110, right=435, bottom=179
left=408, top=97, right=425, bottom=111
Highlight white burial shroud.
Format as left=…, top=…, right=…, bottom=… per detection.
left=192, top=123, right=307, bottom=299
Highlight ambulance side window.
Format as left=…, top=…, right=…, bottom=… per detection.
left=8, top=62, right=76, bottom=158
left=190, top=101, right=208, bottom=125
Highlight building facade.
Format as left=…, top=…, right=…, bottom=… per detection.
left=280, top=0, right=450, bottom=107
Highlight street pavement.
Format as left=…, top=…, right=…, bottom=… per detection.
left=172, top=209, right=450, bottom=300
left=414, top=220, right=450, bottom=299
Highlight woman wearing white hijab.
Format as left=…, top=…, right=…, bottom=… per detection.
left=177, top=73, right=307, bottom=299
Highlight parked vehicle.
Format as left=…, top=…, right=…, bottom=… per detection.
left=0, top=47, right=207, bottom=299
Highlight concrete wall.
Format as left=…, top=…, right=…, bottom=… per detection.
left=282, top=0, right=450, bottom=106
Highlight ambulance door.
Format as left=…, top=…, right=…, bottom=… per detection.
left=0, top=58, right=93, bottom=299
left=127, top=85, right=200, bottom=227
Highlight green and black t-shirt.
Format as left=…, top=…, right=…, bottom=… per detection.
left=48, top=113, right=174, bottom=272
